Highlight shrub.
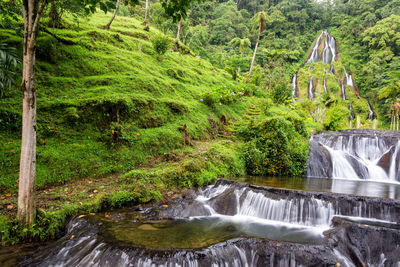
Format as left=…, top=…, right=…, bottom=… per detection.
left=240, top=116, right=309, bottom=177
left=152, top=34, right=169, bottom=55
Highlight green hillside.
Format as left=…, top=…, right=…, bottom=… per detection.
left=0, top=12, right=248, bottom=190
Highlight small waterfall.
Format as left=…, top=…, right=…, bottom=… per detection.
left=307, top=130, right=400, bottom=182
left=344, top=71, right=354, bottom=88
left=349, top=103, right=355, bottom=120
left=307, top=32, right=324, bottom=63
left=292, top=74, right=298, bottom=97
left=368, top=102, right=375, bottom=121
left=330, top=64, right=335, bottom=74
left=308, top=77, right=314, bottom=100
left=338, top=78, right=346, bottom=100
left=323, top=77, right=327, bottom=93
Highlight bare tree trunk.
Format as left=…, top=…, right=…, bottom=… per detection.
left=103, top=0, right=120, bottom=30
left=18, top=0, right=47, bottom=226
left=177, top=20, right=182, bottom=41
left=144, top=0, right=149, bottom=23
left=246, top=27, right=261, bottom=83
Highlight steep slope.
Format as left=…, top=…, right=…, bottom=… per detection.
left=0, top=13, right=246, bottom=190
left=292, top=30, right=375, bottom=128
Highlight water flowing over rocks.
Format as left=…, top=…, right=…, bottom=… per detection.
left=20, top=180, right=400, bottom=266
left=307, top=129, right=400, bottom=182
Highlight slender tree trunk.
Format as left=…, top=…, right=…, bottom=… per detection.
left=18, top=0, right=47, bottom=226
left=103, top=0, right=120, bottom=30
left=177, top=20, right=182, bottom=41
left=246, top=26, right=261, bottom=83
left=144, top=0, right=149, bottom=23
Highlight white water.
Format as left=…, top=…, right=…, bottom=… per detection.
left=307, top=30, right=337, bottom=64
left=313, top=134, right=400, bottom=182
left=323, top=77, right=327, bottom=93
left=322, top=30, right=337, bottom=64
left=368, top=102, right=375, bottom=121
left=307, top=32, right=324, bottom=63
left=308, top=77, right=314, bottom=100
left=344, top=70, right=354, bottom=88
left=292, top=74, right=297, bottom=97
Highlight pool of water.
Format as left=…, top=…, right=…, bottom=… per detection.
left=96, top=212, right=325, bottom=249
left=232, top=176, right=400, bottom=200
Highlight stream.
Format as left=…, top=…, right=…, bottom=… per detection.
left=2, top=129, right=400, bottom=266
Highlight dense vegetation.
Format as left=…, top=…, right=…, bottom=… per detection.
left=0, top=0, right=399, bottom=243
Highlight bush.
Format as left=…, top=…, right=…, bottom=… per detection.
left=240, top=116, right=309, bottom=177
left=199, top=83, right=255, bottom=106
left=151, top=34, right=169, bottom=55
left=324, top=104, right=349, bottom=131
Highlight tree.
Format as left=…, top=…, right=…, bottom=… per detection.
left=144, top=0, right=149, bottom=24
left=103, top=0, right=121, bottom=30
left=379, top=72, right=400, bottom=130
left=246, top=11, right=268, bottom=83
left=17, top=0, right=201, bottom=226
left=229, top=37, right=251, bottom=55
left=176, top=20, right=182, bottom=41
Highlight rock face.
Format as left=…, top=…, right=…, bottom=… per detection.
left=307, top=129, right=400, bottom=181
left=20, top=180, right=400, bottom=267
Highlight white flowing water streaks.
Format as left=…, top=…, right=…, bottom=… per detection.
left=307, top=32, right=324, bottom=63
left=308, top=77, right=314, bottom=100
left=292, top=74, right=297, bottom=97
left=306, top=30, right=337, bottom=64
left=368, top=102, right=375, bottom=121
left=344, top=71, right=354, bottom=88
left=323, top=77, right=327, bottom=93
left=309, top=131, right=400, bottom=181
left=322, top=30, right=337, bottom=64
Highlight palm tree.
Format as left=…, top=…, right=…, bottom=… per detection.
left=246, top=11, right=268, bottom=83
left=0, top=43, right=20, bottom=97
left=378, top=71, right=400, bottom=130
left=177, top=20, right=183, bottom=41
left=229, top=37, right=250, bottom=75
left=229, top=37, right=251, bottom=55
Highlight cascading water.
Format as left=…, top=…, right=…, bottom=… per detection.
left=308, top=77, right=314, bottom=100
left=323, top=76, right=327, bottom=93
left=322, top=30, right=337, bottom=64
left=17, top=180, right=400, bottom=266
left=292, top=74, right=298, bottom=97
left=368, top=102, right=375, bottom=121
left=307, top=129, right=400, bottom=182
left=338, top=78, right=346, bottom=100
left=306, top=30, right=337, bottom=64
left=349, top=103, right=355, bottom=120
left=344, top=70, right=354, bottom=88
left=307, top=32, right=324, bottom=63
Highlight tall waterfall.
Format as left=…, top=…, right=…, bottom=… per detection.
left=307, top=130, right=400, bottom=182
left=306, top=30, right=337, bottom=64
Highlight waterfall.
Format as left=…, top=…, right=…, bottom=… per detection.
left=292, top=74, right=298, bottom=97
left=322, top=30, right=337, bottom=64
left=308, top=77, right=314, bottom=100
left=330, top=64, right=335, bottom=74
left=307, top=130, right=400, bottom=182
left=349, top=103, right=355, bottom=120
left=307, top=32, right=324, bottom=63
left=307, top=30, right=337, bottom=64
left=344, top=70, right=354, bottom=88
left=323, top=77, right=327, bottom=93
left=368, top=102, right=375, bottom=121
left=338, top=78, right=346, bottom=100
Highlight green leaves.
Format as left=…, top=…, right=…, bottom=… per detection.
left=0, top=43, right=20, bottom=97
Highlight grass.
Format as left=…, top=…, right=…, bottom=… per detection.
left=0, top=12, right=247, bottom=192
